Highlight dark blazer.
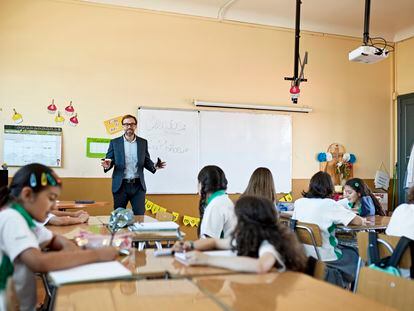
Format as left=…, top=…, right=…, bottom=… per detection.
left=104, top=135, right=156, bottom=193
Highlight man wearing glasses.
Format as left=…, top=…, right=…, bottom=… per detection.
left=101, top=114, right=166, bottom=215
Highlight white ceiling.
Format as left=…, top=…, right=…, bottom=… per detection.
left=81, top=0, right=414, bottom=42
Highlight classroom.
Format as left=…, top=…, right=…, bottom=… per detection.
left=0, top=0, right=413, bottom=310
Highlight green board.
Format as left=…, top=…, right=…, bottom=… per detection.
left=86, top=137, right=111, bottom=158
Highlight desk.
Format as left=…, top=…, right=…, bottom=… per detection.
left=337, top=216, right=390, bottom=232
left=54, top=279, right=223, bottom=311
left=46, top=222, right=109, bottom=238
left=56, top=200, right=110, bottom=211
left=121, top=249, right=238, bottom=279
left=193, top=272, right=394, bottom=311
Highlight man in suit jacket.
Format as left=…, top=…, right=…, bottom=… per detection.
left=101, top=114, right=165, bottom=215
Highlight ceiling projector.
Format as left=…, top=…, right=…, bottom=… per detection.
left=349, top=45, right=389, bottom=64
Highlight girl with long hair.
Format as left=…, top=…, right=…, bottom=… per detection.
left=174, top=196, right=307, bottom=273
left=0, top=163, right=117, bottom=310
left=197, top=165, right=236, bottom=238
left=242, top=167, right=277, bottom=204
left=338, top=178, right=385, bottom=216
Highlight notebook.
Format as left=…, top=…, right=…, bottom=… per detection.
left=129, top=221, right=179, bottom=231
left=48, top=261, right=132, bottom=286
left=174, top=250, right=236, bottom=266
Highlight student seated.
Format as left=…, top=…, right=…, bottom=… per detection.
left=386, top=186, right=414, bottom=240
left=241, top=167, right=277, bottom=205
left=44, top=208, right=89, bottom=226
left=173, top=196, right=307, bottom=273
left=197, top=165, right=236, bottom=239
left=0, top=163, right=117, bottom=311
left=293, top=172, right=365, bottom=283
left=338, top=178, right=385, bottom=216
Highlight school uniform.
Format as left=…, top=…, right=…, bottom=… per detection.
left=293, top=198, right=358, bottom=281
left=200, top=191, right=236, bottom=239
left=0, top=207, right=53, bottom=311
left=337, top=197, right=375, bottom=216
left=386, top=203, right=414, bottom=240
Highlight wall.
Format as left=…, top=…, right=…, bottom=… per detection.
left=0, top=0, right=394, bottom=238
left=396, top=36, right=414, bottom=95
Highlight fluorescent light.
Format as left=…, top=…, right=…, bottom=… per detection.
left=193, top=100, right=312, bottom=113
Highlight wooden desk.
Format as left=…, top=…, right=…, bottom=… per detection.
left=54, top=279, right=223, bottom=311
left=337, top=216, right=390, bottom=232
left=122, top=249, right=238, bottom=278
left=193, top=272, right=394, bottom=311
left=46, top=222, right=109, bottom=238
left=56, top=200, right=110, bottom=211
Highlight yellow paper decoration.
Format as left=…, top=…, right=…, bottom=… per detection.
left=158, top=207, right=167, bottom=213
left=172, top=212, right=179, bottom=222
left=182, top=215, right=200, bottom=227
left=103, top=116, right=123, bottom=135
left=145, top=200, right=154, bottom=211
left=279, top=193, right=293, bottom=202
left=151, top=204, right=160, bottom=214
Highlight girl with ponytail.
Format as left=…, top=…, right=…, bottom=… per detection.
left=197, top=165, right=236, bottom=239
left=173, top=196, right=307, bottom=273
left=0, top=163, right=117, bottom=310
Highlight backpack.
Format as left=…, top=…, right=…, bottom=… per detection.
left=368, top=232, right=414, bottom=278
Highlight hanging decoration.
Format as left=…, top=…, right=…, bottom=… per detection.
left=144, top=199, right=199, bottom=227
left=12, top=109, right=23, bottom=124
left=65, top=101, right=75, bottom=116
left=55, top=111, right=65, bottom=126
left=69, top=114, right=79, bottom=127
left=47, top=99, right=57, bottom=114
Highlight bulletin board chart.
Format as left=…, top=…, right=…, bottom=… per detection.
left=3, top=125, right=63, bottom=167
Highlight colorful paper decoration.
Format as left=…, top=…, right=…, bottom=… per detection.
left=65, top=101, right=75, bottom=116
left=47, top=99, right=57, bottom=114
left=55, top=111, right=65, bottom=126
left=69, top=114, right=79, bottom=126
left=104, top=116, right=123, bottom=135
left=172, top=212, right=179, bottom=222
left=12, top=109, right=23, bottom=124
left=144, top=198, right=199, bottom=226
left=183, top=215, right=200, bottom=227
left=279, top=193, right=293, bottom=202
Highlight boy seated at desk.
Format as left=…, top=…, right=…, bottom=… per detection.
left=173, top=196, right=307, bottom=274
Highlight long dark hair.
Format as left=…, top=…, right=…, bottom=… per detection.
left=345, top=178, right=385, bottom=216
left=242, top=167, right=277, bottom=203
left=231, top=196, right=307, bottom=272
left=0, top=163, right=61, bottom=208
left=302, top=171, right=334, bottom=199
left=197, top=165, right=227, bottom=234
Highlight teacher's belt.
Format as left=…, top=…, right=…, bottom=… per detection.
left=123, top=178, right=140, bottom=183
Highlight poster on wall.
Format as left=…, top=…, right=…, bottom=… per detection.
left=104, top=116, right=123, bottom=135
left=3, top=125, right=62, bottom=167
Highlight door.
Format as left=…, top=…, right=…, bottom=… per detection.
left=397, top=93, right=414, bottom=204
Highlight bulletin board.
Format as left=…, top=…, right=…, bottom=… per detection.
left=3, top=125, right=62, bottom=167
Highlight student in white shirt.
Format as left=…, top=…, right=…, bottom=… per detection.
left=386, top=186, right=414, bottom=240
left=197, top=165, right=236, bottom=239
left=173, top=196, right=307, bottom=273
left=338, top=178, right=385, bottom=216
left=0, top=163, right=117, bottom=311
left=293, top=172, right=365, bottom=283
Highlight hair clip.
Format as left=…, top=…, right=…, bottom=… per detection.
left=354, top=182, right=360, bottom=187
left=46, top=173, right=57, bottom=186
left=29, top=173, right=37, bottom=188
left=41, top=172, right=47, bottom=186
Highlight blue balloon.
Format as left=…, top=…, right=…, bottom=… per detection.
left=317, top=152, right=327, bottom=162
left=349, top=154, right=356, bottom=163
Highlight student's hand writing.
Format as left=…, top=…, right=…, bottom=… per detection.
left=94, top=247, right=118, bottom=261
left=184, top=251, right=209, bottom=266
left=172, top=241, right=193, bottom=253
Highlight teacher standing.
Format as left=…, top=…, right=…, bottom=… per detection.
left=101, top=114, right=165, bottom=215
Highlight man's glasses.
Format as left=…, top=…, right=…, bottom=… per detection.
left=122, top=123, right=136, bottom=127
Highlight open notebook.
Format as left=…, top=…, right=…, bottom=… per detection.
left=48, top=261, right=132, bottom=286
left=174, top=250, right=236, bottom=266
left=129, top=221, right=179, bottom=231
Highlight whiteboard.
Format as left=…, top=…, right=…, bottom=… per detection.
left=200, top=111, right=292, bottom=193
left=3, top=125, right=62, bottom=167
left=138, top=108, right=199, bottom=193
left=137, top=108, right=292, bottom=194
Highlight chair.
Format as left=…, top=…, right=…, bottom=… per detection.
left=354, top=232, right=413, bottom=292
left=289, top=219, right=323, bottom=260
left=356, top=267, right=414, bottom=311
left=305, top=256, right=326, bottom=281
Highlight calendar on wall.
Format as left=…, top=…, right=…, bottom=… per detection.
left=3, top=125, right=62, bottom=167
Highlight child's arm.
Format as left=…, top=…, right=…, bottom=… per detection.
left=17, top=247, right=118, bottom=273
left=52, top=210, right=88, bottom=218
left=48, top=213, right=89, bottom=226
left=172, top=238, right=231, bottom=252
left=184, top=251, right=276, bottom=274
left=349, top=215, right=366, bottom=226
